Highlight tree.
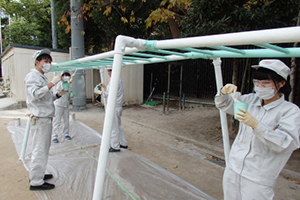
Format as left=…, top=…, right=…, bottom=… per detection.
left=3, top=17, right=41, bottom=47
left=57, top=0, right=161, bottom=53
left=145, top=0, right=192, bottom=38
left=0, top=0, right=52, bottom=50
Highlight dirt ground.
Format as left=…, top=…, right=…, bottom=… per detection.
left=0, top=102, right=299, bottom=200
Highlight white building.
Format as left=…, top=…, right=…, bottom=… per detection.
left=1, top=44, right=143, bottom=106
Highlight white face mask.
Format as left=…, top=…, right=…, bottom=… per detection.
left=42, top=63, right=51, bottom=73
left=254, top=86, right=276, bottom=100
left=63, top=76, right=70, bottom=82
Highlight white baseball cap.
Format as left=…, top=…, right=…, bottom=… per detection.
left=32, top=49, right=51, bottom=61
left=251, top=59, right=290, bottom=80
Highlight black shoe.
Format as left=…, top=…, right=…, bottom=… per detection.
left=109, top=147, right=120, bottom=152
left=120, top=145, right=128, bottom=149
left=29, top=174, right=53, bottom=183
left=44, top=174, right=53, bottom=180
left=30, top=182, right=55, bottom=191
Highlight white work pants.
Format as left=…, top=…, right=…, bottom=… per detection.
left=52, top=106, right=69, bottom=139
left=223, top=167, right=274, bottom=200
left=30, top=117, right=52, bottom=186
left=110, top=106, right=127, bottom=149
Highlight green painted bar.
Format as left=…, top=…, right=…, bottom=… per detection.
left=211, top=46, right=246, bottom=54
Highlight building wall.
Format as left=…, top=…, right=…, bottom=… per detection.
left=1, top=45, right=143, bottom=105
left=99, top=65, right=144, bottom=105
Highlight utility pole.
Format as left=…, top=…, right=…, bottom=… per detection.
left=50, top=0, right=58, bottom=49
left=70, top=0, right=86, bottom=110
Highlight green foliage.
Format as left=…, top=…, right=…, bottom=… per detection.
left=0, top=0, right=52, bottom=50
left=3, top=17, right=41, bottom=47
left=181, top=0, right=300, bottom=37
left=55, top=0, right=161, bottom=53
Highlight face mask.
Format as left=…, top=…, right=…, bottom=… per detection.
left=63, top=76, right=70, bottom=82
left=254, top=86, right=276, bottom=100
left=42, top=63, right=51, bottom=73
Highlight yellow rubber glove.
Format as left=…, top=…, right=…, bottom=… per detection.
left=94, top=90, right=102, bottom=95
left=236, top=108, right=259, bottom=129
left=221, top=83, right=237, bottom=96
left=69, top=74, right=75, bottom=83
left=51, top=74, right=61, bottom=85
left=98, top=83, right=106, bottom=89
left=58, top=89, right=68, bottom=96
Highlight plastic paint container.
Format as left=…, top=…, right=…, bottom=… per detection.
left=62, top=82, right=69, bottom=91
left=234, top=101, right=248, bottom=119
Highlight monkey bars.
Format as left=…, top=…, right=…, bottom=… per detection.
left=49, top=26, right=300, bottom=200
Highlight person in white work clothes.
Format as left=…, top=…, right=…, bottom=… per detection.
left=215, top=59, right=300, bottom=200
left=24, top=49, right=67, bottom=190
left=52, top=70, right=75, bottom=143
left=94, top=69, right=128, bottom=152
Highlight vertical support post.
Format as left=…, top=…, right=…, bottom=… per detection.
left=212, top=58, right=230, bottom=164
left=20, top=117, right=31, bottom=161
left=163, top=92, right=166, bottom=114
left=179, top=65, right=183, bottom=110
left=92, top=54, right=123, bottom=200
left=167, top=63, right=171, bottom=113
left=99, top=67, right=107, bottom=108
left=182, top=93, right=185, bottom=110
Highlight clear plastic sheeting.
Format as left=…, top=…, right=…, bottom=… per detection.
left=7, top=118, right=215, bottom=200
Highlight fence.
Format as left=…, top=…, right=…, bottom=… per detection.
left=144, top=57, right=300, bottom=106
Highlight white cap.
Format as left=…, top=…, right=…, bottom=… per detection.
left=251, top=59, right=290, bottom=80
left=60, top=70, right=71, bottom=76
left=32, top=49, right=51, bottom=60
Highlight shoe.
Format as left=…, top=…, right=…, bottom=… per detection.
left=30, top=182, right=55, bottom=191
left=120, top=145, right=128, bottom=149
left=44, top=174, right=53, bottom=180
left=65, top=135, right=71, bottom=140
left=109, top=147, right=120, bottom=152
left=29, top=174, right=53, bottom=182
left=52, top=138, right=58, bottom=143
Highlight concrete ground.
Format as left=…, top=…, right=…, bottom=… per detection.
left=0, top=97, right=299, bottom=200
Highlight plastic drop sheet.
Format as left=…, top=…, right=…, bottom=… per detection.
left=8, top=118, right=216, bottom=200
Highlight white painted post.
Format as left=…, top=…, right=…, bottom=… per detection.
left=212, top=58, right=230, bottom=164
left=92, top=54, right=123, bottom=200
left=99, top=67, right=107, bottom=108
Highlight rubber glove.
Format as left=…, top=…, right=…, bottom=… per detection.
left=70, top=91, right=75, bottom=98
left=98, top=83, right=106, bottom=89
left=69, top=74, right=75, bottom=83
left=51, top=74, right=61, bottom=85
left=221, top=83, right=237, bottom=96
left=94, top=90, right=102, bottom=95
left=236, top=108, right=259, bottom=129
left=58, top=89, right=68, bottom=96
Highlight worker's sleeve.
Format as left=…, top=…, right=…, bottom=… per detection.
left=253, top=107, right=300, bottom=153
left=214, top=92, right=241, bottom=116
left=26, top=77, right=50, bottom=100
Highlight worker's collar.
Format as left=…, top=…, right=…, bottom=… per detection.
left=254, top=94, right=285, bottom=110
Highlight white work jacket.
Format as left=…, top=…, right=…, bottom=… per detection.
left=215, top=92, right=300, bottom=186
left=103, top=79, right=124, bottom=108
left=53, top=81, right=70, bottom=108
left=24, top=69, right=57, bottom=117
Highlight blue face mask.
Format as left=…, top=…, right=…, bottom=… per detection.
left=254, top=86, right=276, bottom=100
